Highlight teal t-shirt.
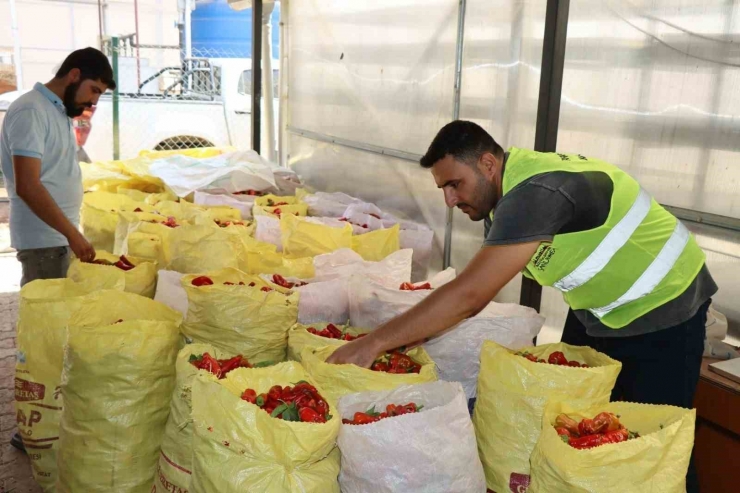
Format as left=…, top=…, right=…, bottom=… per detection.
left=1, top=82, right=83, bottom=249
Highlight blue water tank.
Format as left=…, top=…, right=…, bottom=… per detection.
left=191, top=0, right=280, bottom=59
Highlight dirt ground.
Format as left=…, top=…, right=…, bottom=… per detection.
left=0, top=199, right=42, bottom=493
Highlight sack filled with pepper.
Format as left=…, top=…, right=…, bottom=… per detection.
left=190, top=361, right=340, bottom=493
left=287, top=323, right=371, bottom=362
left=67, top=250, right=157, bottom=297
left=529, top=401, right=696, bottom=493
left=473, top=341, right=622, bottom=493
left=153, top=343, right=272, bottom=493
left=300, top=345, right=437, bottom=404
left=181, top=268, right=299, bottom=362
left=56, top=291, right=182, bottom=493
left=337, top=381, right=486, bottom=493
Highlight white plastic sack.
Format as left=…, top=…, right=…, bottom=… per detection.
left=154, top=270, right=188, bottom=318
left=348, top=273, right=544, bottom=398
left=272, top=168, right=302, bottom=196
left=260, top=273, right=350, bottom=325
left=337, top=381, right=486, bottom=493
left=194, top=191, right=255, bottom=219
left=255, top=215, right=282, bottom=251
left=400, top=227, right=435, bottom=282
left=148, top=151, right=276, bottom=198
left=303, top=192, right=364, bottom=217
left=311, top=248, right=413, bottom=288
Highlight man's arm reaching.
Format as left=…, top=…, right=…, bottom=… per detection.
left=327, top=240, right=541, bottom=367
left=13, top=155, right=95, bottom=261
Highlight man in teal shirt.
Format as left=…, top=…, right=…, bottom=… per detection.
left=0, top=47, right=115, bottom=450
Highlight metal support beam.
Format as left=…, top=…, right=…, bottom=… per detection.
left=287, top=126, right=422, bottom=163
left=251, top=0, right=263, bottom=154
left=522, top=0, right=570, bottom=311
left=112, top=36, right=120, bottom=160
left=444, top=0, right=467, bottom=269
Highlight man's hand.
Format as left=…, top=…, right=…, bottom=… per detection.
left=68, top=230, right=95, bottom=262
left=326, top=337, right=382, bottom=368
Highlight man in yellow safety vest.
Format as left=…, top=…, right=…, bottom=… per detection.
left=328, top=120, right=715, bottom=493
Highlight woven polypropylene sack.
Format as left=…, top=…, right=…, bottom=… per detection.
left=287, top=323, right=370, bottom=362
left=181, top=268, right=299, bottom=362
left=190, top=362, right=340, bottom=493
left=280, top=213, right=353, bottom=259
left=67, top=251, right=157, bottom=297
left=301, top=345, right=437, bottom=404
left=14, top=279, right=98, bottom=492
left=56, top=291, right=182, bottom=493
left=337, top=381, right=486, bottom=493
left=167, top=224, right=248, bottom=274
left=529, top=401, right=696, bottom=493
left=473, top=341, right=622, bottom=492
left=350, top=224, right=400, bottom=261
left=81, top=191, right=157, bottom=252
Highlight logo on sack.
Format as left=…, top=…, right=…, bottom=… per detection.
left=16, top=350, right=26, bottom=364
left=509, top=473, right=531, bottom=493
left=531, top=244, right=555, bottom=272
left=15, top=378, right=45, bottom=402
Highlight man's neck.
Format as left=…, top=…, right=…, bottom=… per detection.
left=44, top=79, right=66, bottom=101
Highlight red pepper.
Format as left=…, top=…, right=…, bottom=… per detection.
left=600, top=428, right=629, bottom=445
left=399, top=282, right=433, bottom=291
left=268, top=385, right=283, bottom=401
left=568, top=434, right=603, bottom=449
left=548, top=351, right=569, bottom=366
left=261, top=286, right=273, bottom=292
left=299, top=407, right=325, bottom=423
left=593, top=412, right=621, bottom=433
left=192, top=276, right=214, bottom=287
left=554, top=426, right=572, bottom=438
left=241, top=389, right=257, bottom=404
left=555, top=414, right=580, bottom=436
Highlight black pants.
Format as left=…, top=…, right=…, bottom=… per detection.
left=561, top=301, right=709, bottom=493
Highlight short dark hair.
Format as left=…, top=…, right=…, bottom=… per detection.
left=420, top=120, right=504, bottom=168
left=56, top=47, right=116, bottom=90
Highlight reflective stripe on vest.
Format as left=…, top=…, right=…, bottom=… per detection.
left=553, top=188, right=652, bottom=292
left=589, top=220, right=690, bottom=319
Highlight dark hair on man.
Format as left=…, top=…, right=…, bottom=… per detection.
left=420, top=120, right=504, bottom=168
left=55, top=47, right=117, bottom=90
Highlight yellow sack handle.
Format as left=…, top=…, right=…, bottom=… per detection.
left=287, top=323, right=370, bottom=362
left=300, top=345, right=437, bottom=404
left=529, top=401, right=696, bottom=493
left=351, top=224, right=400, bottom=261
left=245, top=250, right=315, bottom=279
left=280, top=214, right=353, bottom=259
left=67, top=251, right=156, bottom=297
left=190, top=362, right=341, bottom=493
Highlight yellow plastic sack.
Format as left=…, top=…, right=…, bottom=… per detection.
left=529, top=401, right=696, bottom=493
left=56, top=291, right=182, bottom=493
left=114, top=211, right=186, bottom=266
left=67, top=251, right=157, bottom=297
left=80, top=160, right=131, bottom=192
left=115, top=156, right=166, bottom=191
left=167, top=224, right=249, bottom=274
left=158, top=200, right=242, bottom=224
left=253, top=194, right=308, bottom=218
left=351, top=224, right=400, bottom=261
left=117, top=188, right=177, bottom=205
left=81, top=191, right=157, bottom=252
left=154, top=343, right=272, bottom=493
left=301, top=346, right=437, bottom=404
left=127, top=232, right=165, bottom=267
left=14, top=279, right=99, bottom=492
left=245, top=250, right=315, bottom=279
left=287, top=323, right=369, bottom=362
left=138, top=146, right=235, bottom=159
left=281, top=214, right=353, bottom=259
left=190, top=362, right=340, bottom=493
left=473, top=341, right=622, bottom=492
left=182, top=268, right=299, bottom=362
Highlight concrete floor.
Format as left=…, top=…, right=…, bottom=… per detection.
left=0, top=199, right=42, bottom=493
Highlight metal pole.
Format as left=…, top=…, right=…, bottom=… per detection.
left=262, top=8, right=276, bottom=161
left=251, top=0, right=263, bottom=154
left=278, top=0, right=289, bottom=166
left=134, top=0, right=142, bottom=88
left=184, top=0, right=192, bottom=59
left=112, top=36, right=120, bottom=160
left=97, top=0, right=104, bottom=48
left=521, top=0, right=570, bottom=311
left=9, top=0, right=23, bottom=90
left=444, top=0, right=467, bottom=269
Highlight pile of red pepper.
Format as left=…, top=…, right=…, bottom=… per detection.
left=517, top=350, right=589, bottom=368
left=271, top=274, right=307, bottom=289
left=339, top=217, right=368, bottom=229
left=189, top=352, right=254, bottom=379
left=241, top=381, right=332, bottom=423
left=147, top=216, right=179, bottom=228
left=234, top=189, right=264, bottom=196
left=370, top=351, right=422, bottom=374
left=265, top=199, right=290, bottom=207
left=191, top=276, right=272, bottom=292
left=342, top=402, right=423, bottom=425
left=555, top=412, right=639, bottom=449
left=399, top=282, right=432, bottom=291
left=91, top=255, right=136, bottom=271
left=307, top=323, right=366, bottom=342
